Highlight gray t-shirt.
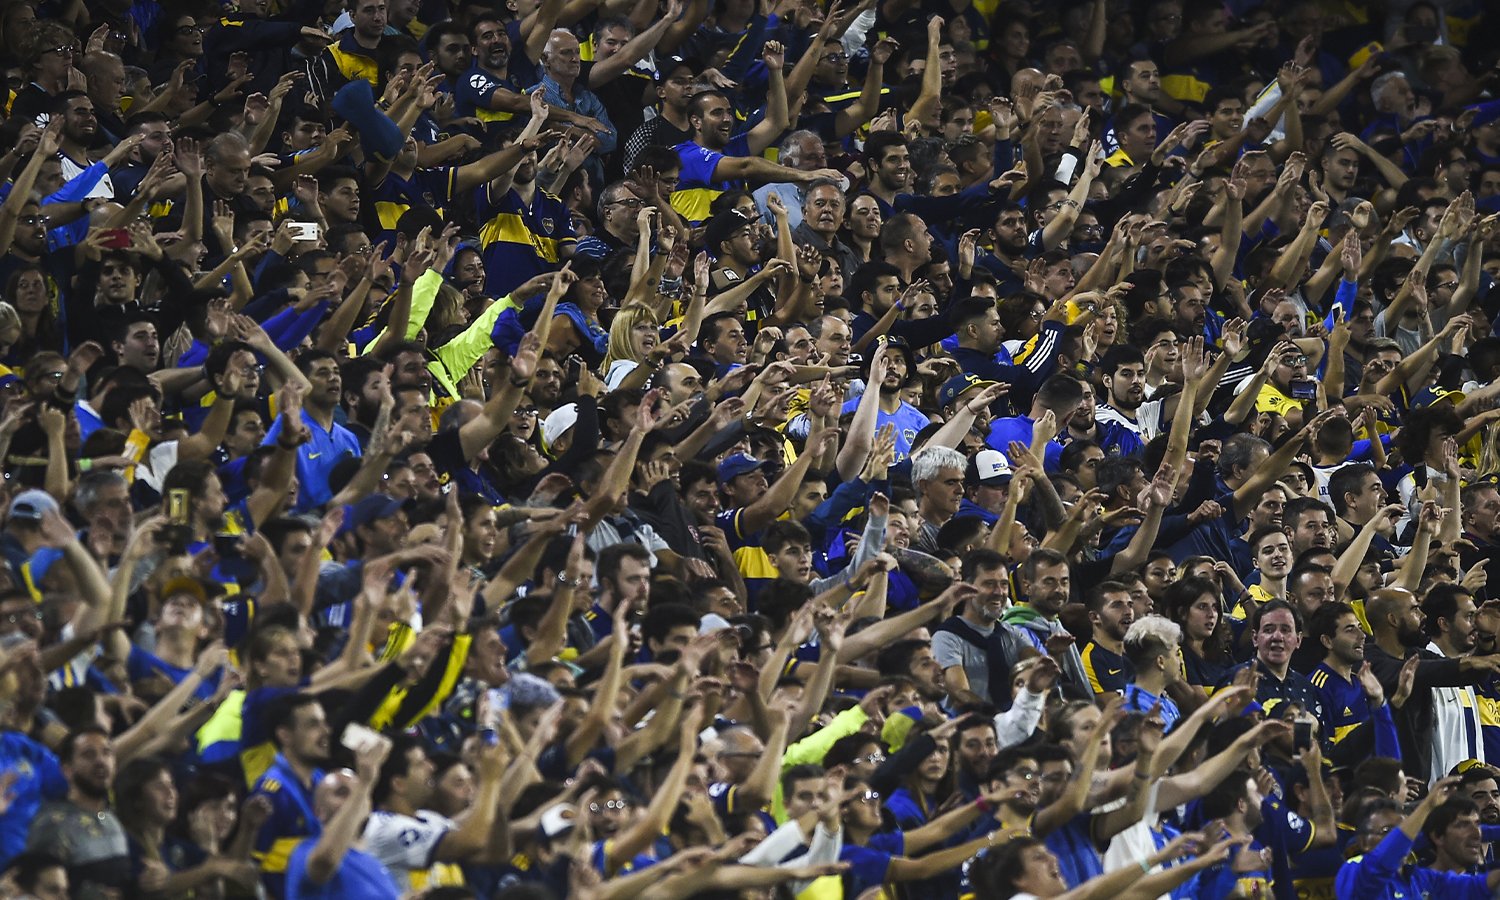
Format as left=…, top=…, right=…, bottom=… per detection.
left=932, top=621, right=995, bottom=703
left=27, top=800, right=130, bottom=900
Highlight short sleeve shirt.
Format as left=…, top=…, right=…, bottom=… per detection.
left=362, top=809, right=461, bottom=894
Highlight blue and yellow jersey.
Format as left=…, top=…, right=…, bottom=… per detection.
left=716, top=506, right=775, bottom=586
left=475, top=182, right=576, bottom=299
left=1080, top=641, right=1132, bottom=695
left=240, top=685, right=300, bottom=786
left=372, top=166, right=457, bottom=236
left=1309, top=662, right=1371, bottom=745
left=454, top=63, right=519, bottom=124
left=325, top=32, right=378, bottom=86
left=252, top=753, right=324, bottom=897
left=670, top=134, right=751, bottom=226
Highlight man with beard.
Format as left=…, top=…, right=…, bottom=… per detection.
left=1365, top=588, right=1500, bottom=783
left=842, top=338, right=928, bottom=463
left=1423, top=584, right=1491, bottom=780
left=526, top=353, right=566, bottom=417
left=52, top=91, right=114, bottom=200
left=1284, top=497, right=1337, bottom=558
left=1095, top=344, right=1164, bottom=458
left=364, top=734, right=507, bottom=892
left=1308, top=601, right=1398, bottom=767
left=1221, top=600, right=1323, bottom=723
left=670, top=44, right=839, bottom=226
left=1001, top=548, right=1090, bottom=699
left=934, top=549, right=1031, bottom=707
left=1423, top=798, right=1490, bottom=874
left=1459, top=768, right=1500, bottom=828
left=24, top=728, right=129, bottom=898
left=978, top=204, right=1030, bottom=294
left=1081, top=582, right=1136, bottom=697
left=338, top=357, right=390, bottom=445
left=457, top=14, right=607, bottom=133
left=253, top=695, right=334, bottom=896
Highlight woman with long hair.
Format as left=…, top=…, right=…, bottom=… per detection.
left=1162, top=576, right=1234, bottom=692
left=4, top=266, right=62, bottom=366
left=116, top=757, right=260, bottom=896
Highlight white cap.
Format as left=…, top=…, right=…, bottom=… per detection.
left=541, top=403, right=579, bottom=449
left=969, top=449, right=1013, bottom=486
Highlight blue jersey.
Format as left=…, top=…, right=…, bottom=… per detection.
left=1337, top=828, right=1495, bottom=899
left=252, top=754, right=325, bottom=898
left=670, top=135, right=751, bottom=225
left=838, top=398, right=930, bottom=464
left=0, top=731, right=66, bottom=867
left=285, top=841, right=400, bottom=900
left=1081, top=642, right=1133, bottom=695
left=1122, top=683, right=1181, bottom=731
left=475, top=182, right=576, bottom=300
left=263, top=411, right=361, bottom=513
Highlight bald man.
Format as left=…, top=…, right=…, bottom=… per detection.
left=1364, top=588, right=1500, bottom=782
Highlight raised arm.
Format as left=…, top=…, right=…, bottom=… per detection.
left=746, top=42, right=792, bottom=156
left=305, top=738, right=390, bottom=884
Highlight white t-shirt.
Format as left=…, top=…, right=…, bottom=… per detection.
left=362, top=809, right=460, bottom=894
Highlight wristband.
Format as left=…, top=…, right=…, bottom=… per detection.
left=78, top=458, right=93, bottom=472
left=508, top=375, right=531, bottom=388
left=1138, top=858, right=1152, bottom=874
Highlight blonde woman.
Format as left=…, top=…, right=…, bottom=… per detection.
left=601, top=304, right=663, bottom=390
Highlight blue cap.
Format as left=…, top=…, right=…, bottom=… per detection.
left=341, top=494, right=405, bottom=535
left=938, top=373, right=998, bottom=408
left=717, top=453, right=766, bottom=484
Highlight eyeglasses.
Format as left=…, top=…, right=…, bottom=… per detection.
left=19, top=215, right=50, bottom=226
left=1434, top=280, right=1459, bottom=291
left=852, top=752, right=886, bottom=765
left=514, top=407, right=539, bottom=417
left=609, top=198, right=644, bottom=209
left=822, top=51, right=847, bottom=62
left=2, top=610, right=42, bottom=626
left=45, top=45, right=76, bottom=57
left=1011, top=768, right=1039, bottom=782
left=176, top=25, right=208, bottom=34
left=849, top=790, right=880, bottom=803
left=1075, top=225, right=1104, bottom=235
left=1279, top=355, right=1307, bottom=367
left=589, top=800, right=627, bottom=812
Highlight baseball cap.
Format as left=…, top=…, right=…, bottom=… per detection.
left=1413, top=386, right=1466, bottom=408
left=938, top=373, right=998, bottom=408
left=159, top=576, right=208, bottom=606
left=542, top=403, right=579, bottom=449
left=656, top=54, right=705, bottom=82
left=717, top=453, right=766, bottom=484
left=966, top=449, right=1013, bottom=487
left=703, top=209, right=754, bottom=254
left=342, top=494, right=405, bottom=535
left=8, top=489, right=59, bottom=522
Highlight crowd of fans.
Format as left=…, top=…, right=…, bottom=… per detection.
left=1, top=0, right=1500, bottom=895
